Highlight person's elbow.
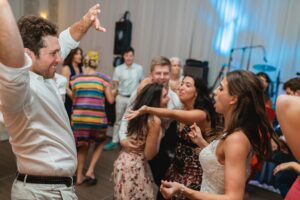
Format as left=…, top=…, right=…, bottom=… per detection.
left=144, top=153, right=156, bottom=161
left=107, top=96, right=115, bottom=104
left=144, top=149, right=158, bottom=161
left=14, top=54, right=25, bottom=68
left=1, top=52, right=25, bottom=68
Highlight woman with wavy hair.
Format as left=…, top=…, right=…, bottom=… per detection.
left=113, top=83, right=170, bottom=199
left=160, top=70, right=279, bottom=199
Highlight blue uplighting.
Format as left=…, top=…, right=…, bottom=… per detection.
left=210, top=0, right=248, bottom=55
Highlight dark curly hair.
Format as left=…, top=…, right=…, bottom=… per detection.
left=17, top=16, right=58, bottom=57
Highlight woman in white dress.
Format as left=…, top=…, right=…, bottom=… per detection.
left=160, top=70, right=279, bottom=199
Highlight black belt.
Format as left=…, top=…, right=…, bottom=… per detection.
left=119, top=94, right=131, bottom=98
left=16, top=173, right=76, bottom=187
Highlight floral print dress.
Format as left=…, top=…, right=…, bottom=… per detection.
left=164, top=123, right=203, bottom=200
left=113, top=134, right=154, bottom=199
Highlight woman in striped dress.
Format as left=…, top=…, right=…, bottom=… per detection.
left=70, top=59, right=115, bottom=185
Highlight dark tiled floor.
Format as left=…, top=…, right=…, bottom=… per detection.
left=0, top=141, right=282, bottom=200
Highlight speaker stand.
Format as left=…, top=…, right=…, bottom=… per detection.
left=211, top=65, right=226, bottom=92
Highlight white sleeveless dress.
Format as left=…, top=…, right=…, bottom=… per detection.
left=199, top=138, right=251, bottom=194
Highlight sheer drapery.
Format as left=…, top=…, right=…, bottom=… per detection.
left=9, top=0, right=300, bottom=87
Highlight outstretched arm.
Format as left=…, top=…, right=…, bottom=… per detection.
left=274, top=162, right=300, bottom=175
left=126, top=106, right=207, bottom=125
left=69, top=4, right=106, bottom=42
left=276, top=95, right=300, bottom=161
left=0, top=0, right=24, bottom=68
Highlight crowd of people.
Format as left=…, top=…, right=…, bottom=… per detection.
left=0, top=0, right=300, bottom=199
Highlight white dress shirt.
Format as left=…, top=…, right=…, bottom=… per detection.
left=0, top=28, right=79, bottom=176
left=54, top=73, right=68, bottom=102
left=113, top=63, right=144, bottom=96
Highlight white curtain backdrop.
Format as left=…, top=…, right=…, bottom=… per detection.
left=9, top=0, right=300, bottom=89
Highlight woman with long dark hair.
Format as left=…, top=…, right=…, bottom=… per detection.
left=160, top=70, right=279, bottom=199
left=61, top=47, right=83, bottom=119
left=113, top=83, right=170, bottom=199
left=126, top=75, right=217, bottom=198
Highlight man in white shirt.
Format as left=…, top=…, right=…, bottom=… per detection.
left=105, top=47, right=144, bottom=150
left=0, top=1, right=106, bottom=199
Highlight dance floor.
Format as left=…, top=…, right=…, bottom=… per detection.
left=0, top=140, right=282, bottom=200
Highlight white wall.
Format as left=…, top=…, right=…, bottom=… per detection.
left=9, top=0, right=300, bottom=88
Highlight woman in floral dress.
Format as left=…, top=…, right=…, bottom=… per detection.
left=113, top=83, right=170, bottom=199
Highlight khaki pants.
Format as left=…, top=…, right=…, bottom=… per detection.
left=11, top=179, right=78, bottom=200
left=112, top=95, right=130, bottom=143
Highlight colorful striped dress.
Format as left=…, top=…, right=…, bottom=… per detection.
left=70, top=72, right=110, bottom=147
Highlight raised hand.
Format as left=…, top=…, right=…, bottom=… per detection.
left=83, top=4, right=106, bottom=32
left=188, top=122, right=208, bottom=148
left=125, top=105, right=148, bottom=120
left=70, top=3, right=106, bottom=41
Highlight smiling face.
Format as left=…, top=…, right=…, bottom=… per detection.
left=213, top=78, right=236, bottom=114
left=150, top=65, right=170, bottom=87
left=30, top=35, right=61, bottom=79
left=123, top=51, right=134, bottom=66
left=178, top=76, right=197, bottom=104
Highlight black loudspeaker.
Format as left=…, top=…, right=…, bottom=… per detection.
left=113, top=20, right=132, bottom=55
left=113, top=56, right=124, bottom=67
left=184, top=59, right=209, bottom=84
